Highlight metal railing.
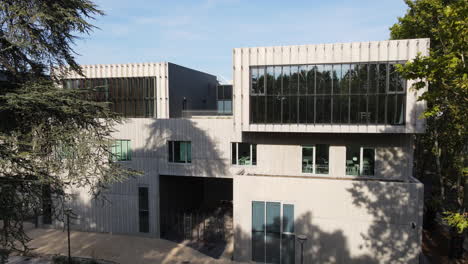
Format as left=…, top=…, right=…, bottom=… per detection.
left=181, top=110, right=232, bottom=118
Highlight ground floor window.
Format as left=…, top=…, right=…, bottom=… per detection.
left=111, top=139, right=132, bottom=161
left=168, top=141, right=192, bottom=163
left=232, top=142, right=257, bottom=165
left=138, top=187, right=149, bottom=233
left=301, top=144, right=329, bottom=174
left=252, top=201, right=295, bottom=264
left=345, top=146, right=375, bottom=176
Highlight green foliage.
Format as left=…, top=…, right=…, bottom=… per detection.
left=0, top=0, right=138, bottom=256
left=390, top=0, right=468, bottom=213
left=443, top=211, right=468, bottom=233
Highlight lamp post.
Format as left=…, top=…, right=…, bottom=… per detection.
left=297, top=234, right=308, bottom=264
left=64, top=208, right=73, bottom=264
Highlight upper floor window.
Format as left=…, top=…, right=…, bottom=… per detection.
left=250, top=62, right=406, bottom=125
left=111, top=140, right=131, bottom=161
left=64, top=77, right=157, bottom=118
left=231, top=142, right=257, bottom=165
left=302, top=144, right=329, bottom=174
left=346, top=146, right=375, bottom=176
left=168, top=141, right=191, bottom=163
left=217, top=85, right=232, bottom=114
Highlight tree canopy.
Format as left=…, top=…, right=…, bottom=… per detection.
left=0, top=0, right=135, bottom=256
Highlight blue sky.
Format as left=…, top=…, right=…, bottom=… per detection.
left=74, top=0, right=408, bottom=82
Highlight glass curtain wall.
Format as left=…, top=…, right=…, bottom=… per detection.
left=64, top=77, right=157, bottom=117
left=250, top=62, right=406, bottom=125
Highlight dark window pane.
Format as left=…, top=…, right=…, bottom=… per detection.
left=341, top=64, right=351, bottom=94
left=274, top=67, right=282, bottom=95
left=282, top=66, right=290, bottom=95
left=359, top=64, right=369, bottom=94
left=138, top=187, right=149, bottom=211
left=281, top=234, right=295, bottom=264
left=258, top=67, right=265, bottom=94
left=307, top=96, right=315, bottom=123
left=139, top=211, right=149, bottom=233
left=387, top=94, right=396, bottom=124
left=350, top=64, right=360, bottom=94
left=332, top=95, right=348, bottom=124
left=290, top=66, right=299, bottom=96
left=252, top=201, right=265, bottom=263
left=350, top=95, right=360, bottom=124
left=299, top=66, right=307, bottom=95
left=282, top=96, right=289, bottom=123
left=282, top=204, right=294, bottom=233
left=316, top=95, right=331, bottom=123
left=266, top=67, right=275, bottom=95
left=368, top=95, right=377, bottom=124
left=307, top=66, right=315, bottom=95
left=289, top=96, right=298, bottom=124
left=252, top=144, right=257, bottom=165
left=377, top=95, right=386, bottom=124
left=316, top=144, right=329, bottom=174
left=316, top=65, right=325, bottom=94
left=251, top=68, right=258, bottom=94
left=302, top=146, right=313, bottom=173
left=363, top=148, right=375, bottom=176
left=231, top=143, right=236, bottom=165
left=265, top=202, right=281, bottom=263
left=299, top=96, right=307, bottom=123
left=273, top=96, right=282, bottom=123
left=217, top=86, right=223, bottom=100
left=346, top=145, right=360, bottom=176
left=332, top=64, right=341, bottom=95
left=250, top=96, right=257, bottom=123
left=369, top=64, right=378, bottom=94
left=358, top=95, right=368, bottom=124
left=389, top=64, right=402, bottom=92
left=257, top=96, right=266, bottom=123
left=378, top=63, right=387, bottom=93
left=323, top=65, right=332, bottom=94
left=224, top=86, right=232, bottom=99
left=169, top=141, right=173, bottom=162
left=395, top=94, right=405, bottom=125
left=266, top=96, right=275, bottom=123
left=238, top=143, right=251, bottom=165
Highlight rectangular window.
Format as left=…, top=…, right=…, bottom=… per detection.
left=231, top=142, right=257, bottom=165
left=138, top=187, right=149, bottom=233
left=217, top=85, right=233, bottom=114
left=346, top=146, right=375, bottom=176
left=168, top=141, right=191, bottom=163
left=250, top=62, right=406, bottom=126
left=111, top=140, right=131, bottom=161
left=252, top=201, right=295, bottom=264
left=302, top=145, right=329, bottom=174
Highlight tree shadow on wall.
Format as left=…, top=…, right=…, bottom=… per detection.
left=234, top=211, right=378, bottom=264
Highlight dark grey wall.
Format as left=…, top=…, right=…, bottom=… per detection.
left=168, top=63, right=217, bottom=118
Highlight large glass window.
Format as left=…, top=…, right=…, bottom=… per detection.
left=111, top=140, right=131, bottom=161
left=302, top=145, right=329, bottom=174
left=231, top=142, right=257, bottom=165
left=250, top=62, right=406, bottom=125
left=64, top=77, right=156, bottom=118
left=346, top=146, right=375, bottom=176
left=138, top=187, right=149, bottom=233
left=168, top=141, right=191, bottom=163
left=252, top=201, right=295, bottom=264
left=217, top=85, right=232, bottom=114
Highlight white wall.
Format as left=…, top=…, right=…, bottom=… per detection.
left=233, top=175, right=424, bottom=264
left=232, top=38, right=429, bottom=134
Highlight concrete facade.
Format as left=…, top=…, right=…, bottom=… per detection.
left=54, top=39, right=428, bottom=264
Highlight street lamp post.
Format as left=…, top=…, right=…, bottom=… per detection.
left=296, top=234, right=308, bottom=264
left=64, top=208, right=73, bottom=264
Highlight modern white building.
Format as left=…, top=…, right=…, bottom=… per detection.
left=48, top=38, right=429, bottom=264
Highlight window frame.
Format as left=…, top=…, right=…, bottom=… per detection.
left=111, top=139, right=132, bottom=161
left=168, top=140, right=192, bottom=164
left=301, top=145, right=329, bottom=175
left=251, top=201, right=295, bottom=264
left=231, top=142, right=257, bottom=166
left=345, top=146, right=376, bottom=176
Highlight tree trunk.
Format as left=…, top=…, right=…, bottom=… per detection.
left=434, top=135, right=444, bottom=202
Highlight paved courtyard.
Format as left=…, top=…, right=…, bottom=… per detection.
left=25, top=228, right=242, bottom=264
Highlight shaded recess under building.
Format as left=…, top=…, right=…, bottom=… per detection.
left=159, top=175, right=233, bottom=258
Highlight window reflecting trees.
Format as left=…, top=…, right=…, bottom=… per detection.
left=250, top=62, right=406, bottom=125
left=64, top=77, right=157, bottom=118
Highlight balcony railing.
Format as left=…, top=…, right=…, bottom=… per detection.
left=181, top=110, right=232, bottom=118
